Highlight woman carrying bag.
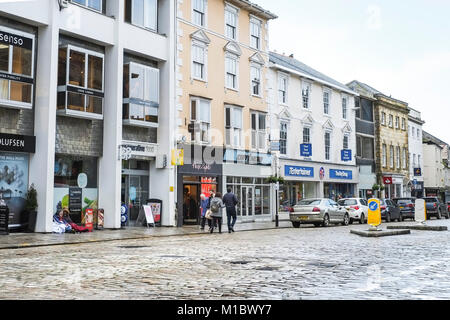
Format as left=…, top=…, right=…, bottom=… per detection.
left=209, top=192, right=225, bottom=234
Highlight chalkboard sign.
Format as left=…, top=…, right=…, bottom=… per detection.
left=0, top=204, right=9, bottom=235
left=69, top=187, right=82, bottom=213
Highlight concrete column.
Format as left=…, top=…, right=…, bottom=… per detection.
left=98, top=0, right=123, bottom=229
left=29, top=2, right=59, bottom=233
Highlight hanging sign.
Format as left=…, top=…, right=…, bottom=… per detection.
left=300, top=144, right=312, bottom=157
left=171, top=149, right=184, bottom=166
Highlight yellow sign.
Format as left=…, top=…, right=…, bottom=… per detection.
left=171, top=149, right=184, bottom=166
left=367, top=198, right=381, bottom=227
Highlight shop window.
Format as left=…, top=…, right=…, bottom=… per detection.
left=124, top=0, right=158, bottom=32
left=57, top=45, right=104, bottom=120
left=0, top=27, right=35, bottom=109
left=123, top=62, right=159, bottom=128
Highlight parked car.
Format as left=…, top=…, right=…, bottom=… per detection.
left=380, top=198, right=402, bottom=222
left=424, top=197, right=449, bottom=219
left=392, top=197, right=416, bottom=220
left=280, top=200, right=294, bottom=213
left=290, top=198, right=349, bottom=228
left=337, top=198, right=368, bottom=224
left=447, top=201, right=450, bottom=214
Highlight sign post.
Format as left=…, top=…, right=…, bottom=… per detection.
left=368, top=198, right=382, bottom=231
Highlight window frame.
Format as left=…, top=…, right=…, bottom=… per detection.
left=279, top=121, right=288, bottom=155
left=57, top=44, right=105, bottom=120
left=0, top=26, right=35, bottom=110
left=278, top=73, right=288, bottom=105
left=388, top=114, right=393, bottom=128
left=396, top=145, right=401, bottom=169
left=250, top=63, right=262, bottom=97
left=126, top=0, right=158, bottom=32
left=249, top=16, right=262, bottom=50
left=390, top=145, right=394, bottom=168
left=251, top=111, right=267, bottom=151
left=395, top=116, right=399, bottom=129
left=71, top=0, right=103, bottom=13
left=224, top=3, right=239, bottom=41
left=342, top=95, right=348, bottom=119
left=192, top=0, right=207, bottom=27
left=343, top=134, right=349, bottom=150
left=190, top=96, right=211, bottom=144
left=381, top=112, right=386, bottom=125
left=382, top=144, right=387, bottom=167
left=302, top=80, right=311, bottom=109
left=191, top=40, right=208, bottom=82
left=324, top=131, right=331, bottom=161
left=303, top=126, right=311, bottom=144
left=122, top=61, right=160, bottom=128
left=401, top=117, right=406, bottom=130
left=225, top=53, right=239, bottom=91
left=225, top=105, right=243, bottom=148
left=323, top=88, right=331, bottom=115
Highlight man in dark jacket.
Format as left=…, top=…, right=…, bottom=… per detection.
left=223, top=188, right=238, bottom=233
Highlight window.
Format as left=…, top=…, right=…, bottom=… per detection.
left=0, top=27, right=35, bottom=109
left=401, top=117, right=406, bottom=130
left=323, top=89, right=330, bottom=114
left=225, top=54, right=238, bottom=90
left=225, top=4, right=238, bottom=40
left=302, top=81, right=310, bottom=109
left=325, top=132, right=331, bottom=160
left=381, top=112, right=386, bottom=125
left=123, top=62, right=159, bottom=127
left=417, top=154, right=421, bottom=167
left=278, top=74, right=287, bottom=104
left=193, top=0, right=206, bottom=27
left=343, top=135, right=349, bottom=150
left=251, top=112, right=266, bottom=150
left=280, top=122, right=288, bottom=155
left=395, top=116, right=399, bottom=129
left=403, top=148, right=407, bottom=169
left=225, top=106, right=242, bottom=147
left=390, top=145, right=394, bottom=168
left=303, top=127, right=310, bottom=144
left=190, top=97, right=210, bottom=143
left=125, top=0, right=158, bottom=32
left=342, top=96, right=348, bottom=119
left=417, top=128, right=421, bottom=139
left=382, top=144, right=387, bottom=167
left=250, top=17, right=261, bottom=49
left=412, top=153, right=416, bottom=167
left=192, top=42, right=206, bottom=81
left=71, top=0, right=103, bottom=12
left=356, top=136, right=374, bottom=159
left=57, top=45, right=104, bottom=119
left=388, top=114, right=393, bottom=127
left=396, top=146, right=400, bottom=169
left=251, top=64, right=261, bottom=96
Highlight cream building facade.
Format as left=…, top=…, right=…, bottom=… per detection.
left=175, top=0, right=277, bottom=226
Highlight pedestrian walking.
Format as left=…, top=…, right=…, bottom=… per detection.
left=199, top=193, right=211, bottom=230
left=223, top=188, right=238, bottom=233
left=209, top=192, right=225, bottom=234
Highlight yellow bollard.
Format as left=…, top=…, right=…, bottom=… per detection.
left=368, top=198, right=382, bottom=231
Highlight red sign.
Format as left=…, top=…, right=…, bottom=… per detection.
left=383, top=177, right=393, bottom=185
left=85, top=208, right=94, bottom=231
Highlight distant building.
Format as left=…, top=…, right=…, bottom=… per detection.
left=408, top=108, right=425, bottom=197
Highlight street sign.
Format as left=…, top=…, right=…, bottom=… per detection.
left=414, top=198, right=426, bottom=223
left=270, top=141, right=280, bottom=152
left=368, top=198, right=381, bottom=227
left=341, top=149, right=352, bottom=161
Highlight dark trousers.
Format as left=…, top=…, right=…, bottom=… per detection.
left=211, top=217, right=222, bottom=233
left=200, top=217, right=211, bottom=229
left=226, top=207, right=237, bottom=230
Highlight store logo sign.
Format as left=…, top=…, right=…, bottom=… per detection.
left=329, top=169, right=353, bottom=180
left=0, top=133, right=35, bottom=153
left=285, top=166, right=314, bottom=177
left=300, top=144, right=312, bottom=157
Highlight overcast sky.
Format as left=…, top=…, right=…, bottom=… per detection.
left=257, top=0, right=450, bottom=143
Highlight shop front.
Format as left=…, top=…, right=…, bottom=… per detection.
left=0, top=133, right=35, bottom=229
left=383, top=175, right=405, bottom=199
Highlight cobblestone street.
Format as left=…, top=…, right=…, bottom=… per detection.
left=1, top=219, right=450, bottom=300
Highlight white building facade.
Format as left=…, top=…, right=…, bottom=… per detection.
left=267, top=52, right=359, bottom=216
left=408, top=108, right=424, bottom=197
left=0, top=0, right=177, bottom=232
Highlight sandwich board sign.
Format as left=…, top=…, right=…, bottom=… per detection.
left=415, top=198, right=426, bottom=224
left=143, top=205, right=155, bottom=227
left=368, top=198, right=381, bottom=228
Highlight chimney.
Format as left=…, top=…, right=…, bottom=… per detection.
left=289, top=54, right=294, bottom=58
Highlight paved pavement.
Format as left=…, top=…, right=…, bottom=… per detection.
left=0, top=218, right=449, bottom=300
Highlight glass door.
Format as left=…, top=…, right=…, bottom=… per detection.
left=242, top=186, right=254, bottom=218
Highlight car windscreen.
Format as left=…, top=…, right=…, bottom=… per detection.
left=396, top=199, right=412, bottom=204
left=338, top=199, right=357, bottom=206
left=424, top=198, right=437, bottom=203
left=298, top=199, right=322, bottom=206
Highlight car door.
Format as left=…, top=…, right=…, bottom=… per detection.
left=359, top=199, right=369, bottom=215
left=329, top=199, right=342, bottom=222
left=388, top=200, right=400, bottom=219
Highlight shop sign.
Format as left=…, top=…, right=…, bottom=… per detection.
left=0, top=133, right=36, bottom=153
left=69, top=187, right=82, bottom=213
left=0, top=72, right=33, bottom=84
left=300, top=144, right=312, bottom=157
left=223, top=149, right=272, bottom=166
left=383, top=176, right=393, bottom=185
left=414, top=168, right=422, bottom=176
left=67, top=85, right=104, bottom=98
left=284, top=165, right=314, bottom=178
left=329, top=169, right=353, bottom=180
left=341, top=149, right=352, bottom=162
left=0, top=29, right=33, bottom=49
left=121, top=142, right=157, bottom=159
left=171, top=149, right=184, bottom=166
left=270, top=141, right=280, bottom=152
left=178, top=162, right=223, bottom=176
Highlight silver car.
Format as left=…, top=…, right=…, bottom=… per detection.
left=290, top=198, right=349, bottom=228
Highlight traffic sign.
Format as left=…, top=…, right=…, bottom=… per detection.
left=368, top=198, right=381, bottom=227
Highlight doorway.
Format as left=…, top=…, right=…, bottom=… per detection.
left=183, top=184, right=199, bottom=225
left=241, top=186, right=254, bottom=218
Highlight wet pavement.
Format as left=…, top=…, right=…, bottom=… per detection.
left=0, top=218, right=449, bottom=300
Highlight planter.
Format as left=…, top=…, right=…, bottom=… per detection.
left=27, top=210, right=37, bottom=233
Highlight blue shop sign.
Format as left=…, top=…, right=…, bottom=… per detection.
left=300, top=144, right=312, bottom=157
left=414, top=168, right=422, bottom=176
left=341, top=149, right=352, bottom=161
left=329, top=169, right=353, bottom=180
left=285, top=165, right=314, bottom=177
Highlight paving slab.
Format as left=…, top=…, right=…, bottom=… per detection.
left=350, top=229, right=411, bottom=237
left=387, top=225, right=448, bottom=231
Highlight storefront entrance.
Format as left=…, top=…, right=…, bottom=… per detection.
left=241, top=186, right=254, bottom=217
left=182, top=176, right=218, bottom=225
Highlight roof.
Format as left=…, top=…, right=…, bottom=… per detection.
left=423, top=130, right=449, bottom=147
left=227, top=0, right=278, bottom=20
left=269, top=52, right=356, bottom=95
left=347, top=80, right=408, bottom=106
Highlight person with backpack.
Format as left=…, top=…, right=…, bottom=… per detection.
left=223, top=188, right=238, bottom=233
left=209, top=192, right=225, bottom=234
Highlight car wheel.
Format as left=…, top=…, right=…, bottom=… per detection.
left=387, top=213, right=391, bottom=223
left=349, top=218, right=354, bottom=225
left=292, top=221, right=301, bottom=228
left=322, top=214, right=330, bottom=227
left=437, top=209, right=442, bottom=219
left=359, top=213, right=365, bottom=224
left=343, top=214, right=349, bottom=226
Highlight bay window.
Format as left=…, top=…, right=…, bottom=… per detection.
left=0, top=27, right=35, bottom=109
left=225, top=105, right=242, bottom=147
left=125, top=0, right=158, bottom=32
left=123, top=62, right=159, bottom=127
left=251, top=112, right=266, bottom=150
left=191, top=97, right=210, bottom=144
left=57, top=45, right=104, bottom=119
